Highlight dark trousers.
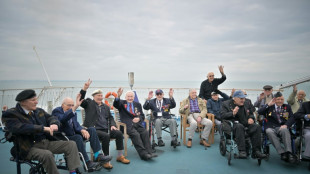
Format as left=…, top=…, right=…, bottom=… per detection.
left=96, top=129, right=124, bottom=155
left=128, top=123, right=152, bottom=158
left=67, top=127, right=101, bottom=161
left=233, top=123, right=262, bottom=151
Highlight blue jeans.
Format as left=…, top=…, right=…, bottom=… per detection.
left=67, top=127, right=101, bottom=161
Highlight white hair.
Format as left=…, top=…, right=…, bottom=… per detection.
left=189, top=88, right=196, bottom=93
left=125, top=90, right=135, bottom=97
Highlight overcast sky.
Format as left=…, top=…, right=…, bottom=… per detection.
left=0, top=0, right=309, bottom=82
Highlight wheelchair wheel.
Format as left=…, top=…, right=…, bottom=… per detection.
left=228, top=152, right=232, bottom=165
left=219, top=140, right=226, bottom=156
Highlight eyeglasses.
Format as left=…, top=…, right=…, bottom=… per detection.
left=66, top=104, right=74, bottom=107
left=208, top=75, right=214, bottom=77
left=264, top=89, right=271, bottom=91
left=156, top=93, right=163, bottom=96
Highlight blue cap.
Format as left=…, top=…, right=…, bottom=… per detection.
left=233, top=90, right=246, bottom=98
left=155, top=89, right=163, bottom=95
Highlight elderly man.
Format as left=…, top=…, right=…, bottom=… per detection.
left=2, top=90, right=81, bottom=174
left=79, top=79, right=130, bottom=169
left=180, top=89, right=213, bottom=148
left=207, top=91, right=230, bottom=137
left=52, top=94, right=111, bottom=170
left=199, top=65, right=226, bottom=101
left=254, top=85, right=274, bottom=109
left=113, top=88, right=156, bottom=160
left=258, top=92, right=296, bottom=163
left=294, top=101, right=310, bottom=159
left=143, top=88, right=178, bottom=147
left=287, top=84, right=308, bottom=113
left=221, top=90, right=266, bottom=159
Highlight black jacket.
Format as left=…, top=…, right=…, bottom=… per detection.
left=220, top=99, right=255, bottom=126
left=294, top=101, right=310, bottom=128
left=198, top=75, right=226, bottom=100
left=80, top=89, right=116, bottom=129
left=2, top=103, right=59, bottom=158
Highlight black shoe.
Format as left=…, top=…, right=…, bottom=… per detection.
left=288, top=153, right=296, bottom=163
left=86, top=161, right=100, bottom=171
left=158, top=140, right=165, bottom=147
left=239, top=151, right=247, bottom=159
left=96, top=154, right=112, bottom=163
left=171, top=139, right=178, bottom=148
left=141, top=153, right=152, bottom=161
left=254, top=151, right=267, bottom=159
left=281, top=153, right=288, bottom=162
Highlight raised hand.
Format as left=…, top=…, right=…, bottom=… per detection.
left=147, top=91, right=154, bottom=100
left=2, top=105, right=8, bottom=111
left=233, top=106, right=239, bottom=116
left=73, top=93, right=84, bottom=112
left=117, top=88, right=123, bottom=98
left=169, top=88, right=174, bottom=98
left=293, top=84, right=297, bottom=93
left=268, top=98, right=276, bottom=106
left=218, top=65, right=224, bottom=75
left=83, top=78, right=92, bottom=91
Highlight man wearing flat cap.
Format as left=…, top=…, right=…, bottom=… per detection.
left=220, top=90, right=266, bottom=159
left=79, top=79, right=130, bottom=169
left=2, top=89, right=81, bottom=174
left=143, top=88, right=179, bottom=148
left=258, top=92, right=296, bottom=163
left=254, top=85, right=274, bottom=109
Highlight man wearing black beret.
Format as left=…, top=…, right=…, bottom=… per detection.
left=2, top=89, right=81, bottom=174
left=258, top=92, right=296, bottom=163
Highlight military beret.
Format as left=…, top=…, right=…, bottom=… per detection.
left=15, top=89, right=36, bottom=102
left=274, top=92, right=283, bottom=98
left=211, top=91, right=218, bottom=95
left=263, top=85, right=273, bottom=90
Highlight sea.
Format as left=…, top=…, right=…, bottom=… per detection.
left=0, top=80, right=309, bottom=120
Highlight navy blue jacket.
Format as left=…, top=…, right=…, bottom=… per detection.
left=143, top=97, right=176, bottom=119
left=207, top=92, right=230, bottom=120
left=113, top=98, right=145, bottom=133
left=258, top=104, right=295, bottom=129
left=52, top=107, right=83, bottom=136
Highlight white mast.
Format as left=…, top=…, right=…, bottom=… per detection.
left=33, top=46, right=52, bottom=86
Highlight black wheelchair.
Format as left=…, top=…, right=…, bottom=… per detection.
left=219, top=120, right=264, bottom=166
left=0, top=129, right=83, bottom=174
left=260, top=116, right=299, bottom=163
left=148, top=113, right=180, bottom=151
left=294, top=119, right=310, bottom=170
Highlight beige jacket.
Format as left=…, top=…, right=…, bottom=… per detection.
left=287, top=90, right=308, bottom=113
left=179, top=97, right=207, bottom=119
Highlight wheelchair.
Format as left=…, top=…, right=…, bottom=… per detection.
left=260, top=116, right=299, bottom=163
left=219, top=120, right=263, bottom=166
left=0, top=129, right=83, bottom=174
left=148, top=113, right=180, bottom=151
left=294, top=119, right=310, bottom=170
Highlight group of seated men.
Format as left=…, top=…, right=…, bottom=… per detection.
left=1, top=72, right=310, bottom=173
